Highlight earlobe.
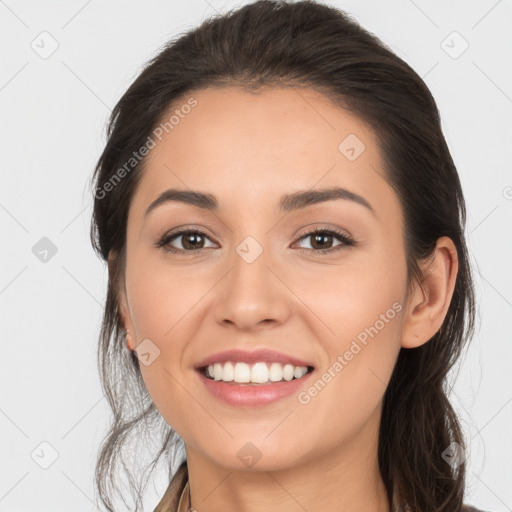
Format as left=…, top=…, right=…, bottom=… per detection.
left=401, top=237, right=458, bottom=349
left=108, top=249, right=135, bottom=350
left=124, top=328, right=134, bottom=351
left=119, top=299, right=138, bottom=351
left=118, top=300, right=136, bottom=350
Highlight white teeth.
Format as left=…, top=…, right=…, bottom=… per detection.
left=250, top=362, right=269, bottom=383
left=234, top=362, right=251, bottom=383
left=294, top=366, right=307, bottom=379
left=213, top=363, right=223, bottom=381
left=222, top=361, right=234, bottom=382
left=283, top=364, right=294, bottom=381
left=205, top=361, right=310, bottom=383
left=269, top=362, right=283, bottom=382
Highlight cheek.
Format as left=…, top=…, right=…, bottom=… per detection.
left=123, top=254, right=216, bottom=424
left=125, top=252, right=211, bottom=342
left=292, top=271, right=404, bottom=452
left=295, top=247, right=406, bottom=410
left=297, top=250, right=406, bottom=350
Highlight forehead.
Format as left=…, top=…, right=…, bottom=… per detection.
left=129, top=85, right=397, bottom=222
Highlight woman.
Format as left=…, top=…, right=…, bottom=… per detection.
left=89, top=1, right=489, bottom=511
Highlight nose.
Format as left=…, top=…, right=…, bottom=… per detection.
left=212, top=240, right=292, bottom=331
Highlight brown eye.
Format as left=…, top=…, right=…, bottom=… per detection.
left=157, top=229, right=216, bottom=253
left=308, top=232, right=336, bottom=250
left=180, top=232, right=206, bottom=250
left=294, top=228, right=355, bottom=255
left=156, top=226, right=356, bottom=255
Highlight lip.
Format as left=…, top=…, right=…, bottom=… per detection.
left=196, top=367, right=314, bottom=407
left=194, top=348, right=314, bottom=370
left=194, top=348, right=315, bottom=407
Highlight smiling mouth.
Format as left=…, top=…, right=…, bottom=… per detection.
left=198, top=361, right=315, bottom=385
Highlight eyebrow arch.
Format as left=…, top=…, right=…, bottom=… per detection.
left=279, top=187, right=375, bottom=216
left=144, top=186, right=375, bottom=217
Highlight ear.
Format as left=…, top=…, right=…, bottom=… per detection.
left=108, top=250, right=136, bottom=350
left=401, top=236, right=459, bottom=349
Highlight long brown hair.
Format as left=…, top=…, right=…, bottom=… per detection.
left=89, top=1, right=476, bottom=510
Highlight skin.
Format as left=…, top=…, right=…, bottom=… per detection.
left=111, top=86, right=458, bottom=512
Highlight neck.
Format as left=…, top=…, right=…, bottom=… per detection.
left=184, top=408, right=391, bottom=512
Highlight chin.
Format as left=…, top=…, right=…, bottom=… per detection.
left=196, top=438, right=309, bottom=472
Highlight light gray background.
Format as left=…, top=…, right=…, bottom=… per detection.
left=1, top=1, right=511, bottom=511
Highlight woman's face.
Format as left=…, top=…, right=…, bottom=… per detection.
left=118, top=85, right=411, bottom=471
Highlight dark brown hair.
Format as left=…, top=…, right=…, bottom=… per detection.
left=89, top=1, right=476, bottom=510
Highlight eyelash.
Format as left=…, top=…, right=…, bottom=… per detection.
left=155, top=225, right=356, bottom=256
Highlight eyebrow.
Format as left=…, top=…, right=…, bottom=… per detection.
left=144, top=186, right=375, bottom=217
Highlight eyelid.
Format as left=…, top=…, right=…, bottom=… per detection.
left=291, top=225, right=355, bottom=254
left=293, top=223, right=352, bottom=241
left=156, top=224, right=356, bottom=254
left=156, top=225, right=218, bottom=249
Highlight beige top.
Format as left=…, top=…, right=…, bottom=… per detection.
left=153, top=463, right=188, bottom=512
left=176, top=480, right=190, bottom=512
left=160, top=473, right=489, bottom=512
left=169, top=478, right=402, bottom=511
